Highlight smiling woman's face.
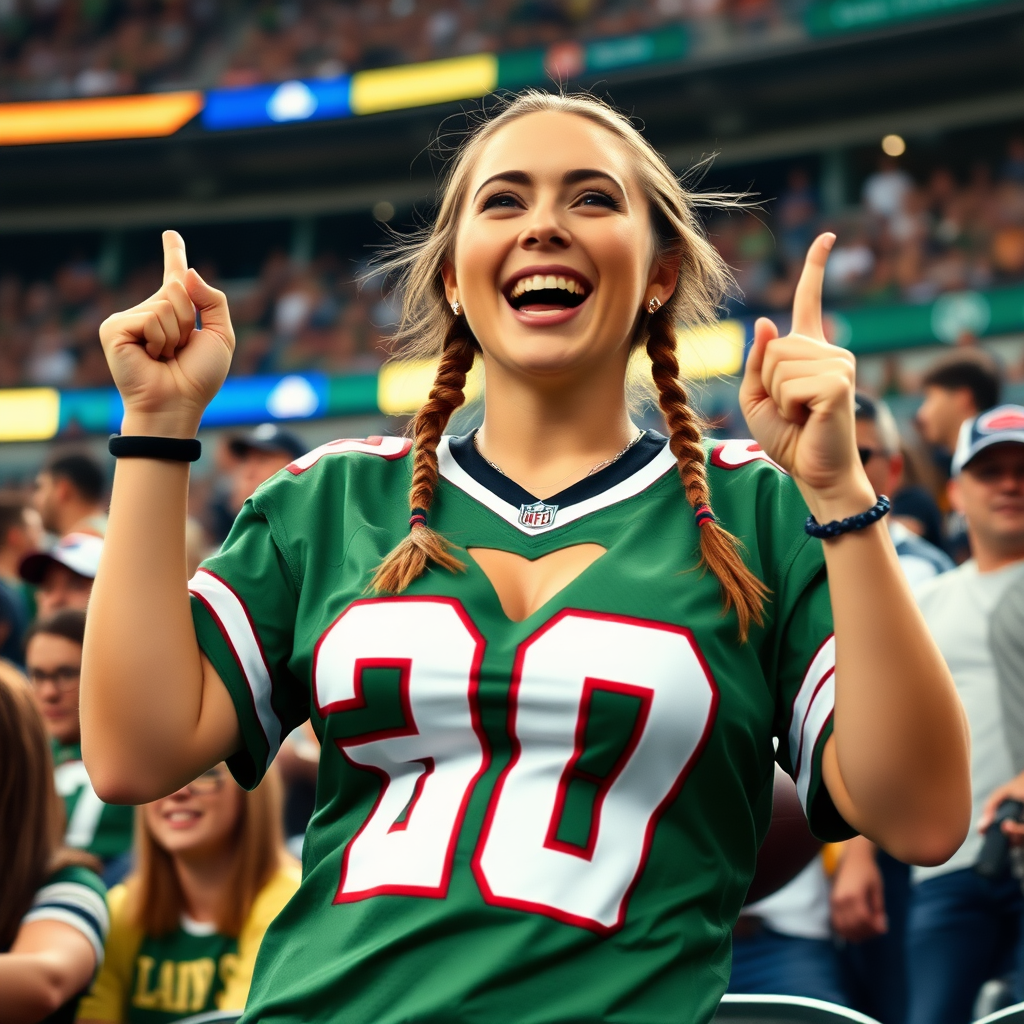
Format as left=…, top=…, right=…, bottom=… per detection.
left=444, top=110, right=674, bottom=384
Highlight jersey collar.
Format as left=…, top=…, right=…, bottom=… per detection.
left=438, top=430, right=676, bottom=535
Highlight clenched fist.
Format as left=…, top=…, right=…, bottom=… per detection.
left=99, top=230, right=234, bottom=438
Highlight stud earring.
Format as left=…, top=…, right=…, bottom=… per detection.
left=647, top=296, right=662, bottom=314
left=451, top=300, right=461, bottom=315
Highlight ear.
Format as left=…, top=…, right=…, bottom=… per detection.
left=947, top=477, right=964, bottom=514
left=887, top=451, right=905, bottom=495
left=647, top=251, right=681, bottom=308
left=441, top=260, right=458, bottom=307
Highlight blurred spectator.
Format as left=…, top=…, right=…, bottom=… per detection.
left=916, top=350, right=1002, bottom=462
left=25, top=609, right=134, bottom=886
left=857, top=394, right=954, bottom=585
left=227, top=423, right=306, bottom=515
left=33, top=452, right=108, bottom=538
left=0, top=664, right=108, bottom=1024
left=19, top=532, right=102, bottom=619
left=77, top=768, right=299, bottom=1023
left=0, top=494, right=42, bottom=661
left=907, top=405, right=1024, bottom=1024
left=862, top=156, right=914, bottom=223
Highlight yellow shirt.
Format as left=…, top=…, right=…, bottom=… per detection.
left=77, top=861, right=299, bottom=1023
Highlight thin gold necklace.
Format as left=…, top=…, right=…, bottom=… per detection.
left=472, top=429, right=646, bottom=484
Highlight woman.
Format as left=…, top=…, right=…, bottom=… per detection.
left=82, top=91, right=970, bottom=1023
left=77, top=767, right=298, bottom=1023
left=25, top=610, right=134, bottom=884
left=0, top=665, right=108, bottom=1024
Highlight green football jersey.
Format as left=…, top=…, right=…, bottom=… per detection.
left=189, top=430, right=852, bottom=1024
left=52, top=740, right=135, bottom=863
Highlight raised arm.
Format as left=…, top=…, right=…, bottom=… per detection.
left=81, top=231, right=240, bottom=804
left=740, top=234, right=971, bottom=867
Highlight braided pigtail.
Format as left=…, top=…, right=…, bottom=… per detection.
left=645, top=312, right=768, bottom=641
left=371, top=320, right=477, bottom=593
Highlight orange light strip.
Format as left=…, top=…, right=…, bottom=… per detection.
left=0, top=91, right=204, bottom=146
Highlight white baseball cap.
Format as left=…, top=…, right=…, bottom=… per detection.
left=19, top=532, right=103, bottom=584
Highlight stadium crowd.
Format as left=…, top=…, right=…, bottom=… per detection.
left=2, top=0, right=790, bottom=103
left=2, top=343, right=1024, bottom=1023
left=5, top=134, right=1024, bottom=391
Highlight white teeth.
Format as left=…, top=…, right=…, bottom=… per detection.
left=509, top=274, right=587, bottom=299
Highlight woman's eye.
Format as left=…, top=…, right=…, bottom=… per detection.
left=578, top=190, right=620, bottom=209
left=481, top=192, right=522, bottom=211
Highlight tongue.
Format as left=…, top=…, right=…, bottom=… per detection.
left=519, top=302, right=568, bottom=312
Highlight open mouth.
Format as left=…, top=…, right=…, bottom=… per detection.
left=504, top=267, right=592, bottom=314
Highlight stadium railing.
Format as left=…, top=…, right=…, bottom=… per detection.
left=713, top=995, right=881, bottom=1023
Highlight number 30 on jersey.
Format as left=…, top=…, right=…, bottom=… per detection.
left=313, top=598, right=719, bottom=934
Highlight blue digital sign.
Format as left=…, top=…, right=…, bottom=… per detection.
left=203, top=77, right=351, bottom=131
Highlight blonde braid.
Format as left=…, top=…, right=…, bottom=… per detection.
left=371, top=320, right=477, bottom=593
left=645, top=312, right=768, bottom=640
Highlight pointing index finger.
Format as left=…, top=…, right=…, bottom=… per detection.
left=162, top=229, right=188, bottom=287
left=791, top=233, right=835, bottom=341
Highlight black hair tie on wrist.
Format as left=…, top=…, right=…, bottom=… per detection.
left=805, top=495, right=890, bottom=539
left=108, top=433, right=202, bottom=462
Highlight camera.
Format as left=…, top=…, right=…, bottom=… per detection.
left=975, top=799, right=1024, bottom=879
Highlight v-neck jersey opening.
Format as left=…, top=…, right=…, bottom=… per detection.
left=447, top=429, right=669, bottom=510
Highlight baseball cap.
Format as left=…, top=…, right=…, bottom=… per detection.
left=951, top=404, right=1024, bottom=476
left=19, top=531, right=104, bottom=584
left=228, top=423, right=306, bottom=461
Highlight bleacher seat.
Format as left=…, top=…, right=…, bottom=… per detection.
left=713, top=994, right=881, bottom=1023
left=976, top=1003, right=1024, bottom=1024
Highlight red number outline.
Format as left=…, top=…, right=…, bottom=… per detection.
left=312, top=596, right=489, bottom=905
left=471, top=607, right=720, bottom=934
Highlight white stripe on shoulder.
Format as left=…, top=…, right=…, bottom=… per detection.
left=189, top=568, right=282, bottom=769
left=23, top=905, right=105, bottom=964
left=436, top=435, right=678, bottom=535
left=787, top=635, right=836, bottom=814
left=31, top=881, right=109, bottom=933
left=286, top=435, right=411, bottom=475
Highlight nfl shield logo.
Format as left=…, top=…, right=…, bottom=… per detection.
left=518, top=501, right=558, bottom=529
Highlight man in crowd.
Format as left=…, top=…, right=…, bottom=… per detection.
left=227, top=423, right=306, bottom=515
left=0, top=494, right=43, bottom=660
left=903, top=405, right=1024, bottom=1024
left=19, top=531, right=102, bottom=618
left=26, top=608, right=134, bottom=884
left=915, top=350, right=1001, bottom=466
left=33, top=450, right=108, bottom=538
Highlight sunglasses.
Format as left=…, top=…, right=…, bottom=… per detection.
left=858, top=447, right=882, bottom=465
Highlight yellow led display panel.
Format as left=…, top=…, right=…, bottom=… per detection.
left=0, top=388, right=60, bottom=441
left=351, top=54, right=498, bottom=116
left=378, top=357, right=484, bottom=415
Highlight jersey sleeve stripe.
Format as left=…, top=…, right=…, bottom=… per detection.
left=30, top=881, right=110, bottom=930
left=787, top=634, right=835, bottom=769
left=795, top=673, right=836, bottom=813
left=189, top=568, right=282, bottom=769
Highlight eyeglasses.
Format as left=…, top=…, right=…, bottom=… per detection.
left=28, top=665, right=81, bottom=690
left=183, top=767, right=228, bottom=796
left=858, top=447, right=881, bottom=465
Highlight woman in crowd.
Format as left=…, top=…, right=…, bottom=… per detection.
left=26, top=610, right=134, bottom=885
left=0, top=665, right=108, bottom=1024
left=77, top=767, right=297, bottom=1024
left=83, top=90, right=969, bottom=1023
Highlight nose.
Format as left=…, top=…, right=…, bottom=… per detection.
left=519, top=198, right=570, bottom=251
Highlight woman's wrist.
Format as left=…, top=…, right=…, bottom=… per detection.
left=795, top=474, right=878, bottom=527
left=120, top=410, right=202, bottom=440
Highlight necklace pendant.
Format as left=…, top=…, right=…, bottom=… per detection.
left=518, top=501, right=559, bottom=529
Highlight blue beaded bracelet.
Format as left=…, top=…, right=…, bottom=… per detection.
left=805, top=495, right=891, bottom=539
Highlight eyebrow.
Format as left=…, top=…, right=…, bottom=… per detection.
left=473, top=168, right=625, bottom=201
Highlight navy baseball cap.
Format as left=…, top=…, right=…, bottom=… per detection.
left=951, top=404, right=1024, bottom=476
left=229, top=423, right=306, bottom=461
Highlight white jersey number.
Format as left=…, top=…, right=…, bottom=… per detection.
left=314, top=600, right=718, bottom=932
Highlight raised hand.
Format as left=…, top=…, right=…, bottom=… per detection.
left=739, top=234, right=871, bottom=508
left=99, top=230, right=234, bottom=437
